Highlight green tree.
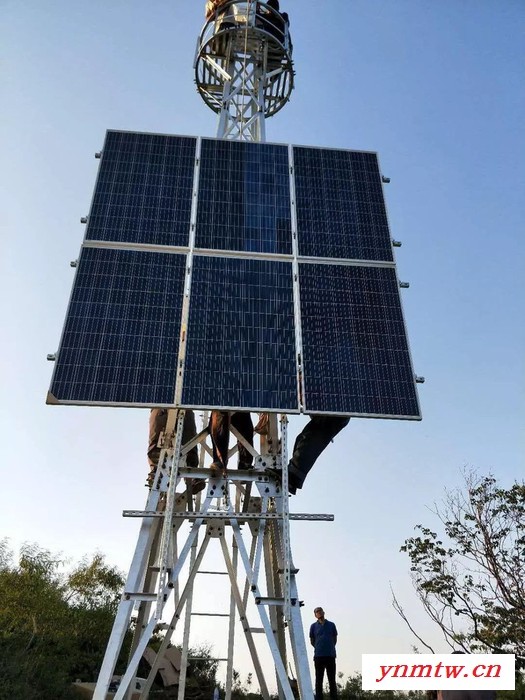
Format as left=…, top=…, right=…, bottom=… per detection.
left=0, top=541, right=72, bottom=699
left=336, top=673, right=523, bottom=700
left=400, top=474, right=525, bottom=666
left=66, top=553, right=128, bottom=682
left=334, top=672, right=429, bottom=700
left=160, top=642, right=219, bottom=699
left=0, top=540, right=125, bottom=699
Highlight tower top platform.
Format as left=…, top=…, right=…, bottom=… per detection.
left=195, top=1, right=294, bottom=119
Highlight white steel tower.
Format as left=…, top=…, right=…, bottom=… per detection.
left=93, top=4, right=324, bottom=699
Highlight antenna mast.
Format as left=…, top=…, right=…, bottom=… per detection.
left=196, top=0, right=293, bottom=141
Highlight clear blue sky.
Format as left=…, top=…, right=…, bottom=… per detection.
left=1, top=0, right=524, bottom=691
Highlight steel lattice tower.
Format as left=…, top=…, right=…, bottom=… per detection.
left=93, top=4, right=322, bottom=700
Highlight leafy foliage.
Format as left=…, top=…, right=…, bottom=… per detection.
left=335, top=672, right=427, bottom=700
left=400, top=474, right=525, bottom=665
left=175, top=643, right=220, bottom=698
left=0, top=540, right=125, bottom=699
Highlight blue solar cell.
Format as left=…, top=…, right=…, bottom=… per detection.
left=293, top=147, right=394, bottom=262
left=299, top=263, right=420, bottom=417
left=85, top=131, right=196, bottom=247
left=196, top=139, right=292, bottom=254
left=49, top=247, right=186, bottom=404
left=182, top=255, right=298, bottom=410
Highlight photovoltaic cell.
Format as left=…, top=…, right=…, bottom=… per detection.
left=49, top=247, right=186, bottom=405
left=182, top=255, right=298, bottom=410
left=293, top=147, right=394, bottom=262
left=85, top=131, right=196, bottom=247
left=196, top=139, right=292, bottom=254
left=299, top=263, right=420, bottom=417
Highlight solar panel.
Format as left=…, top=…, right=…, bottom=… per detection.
left=48, top=247, right=186, bottom=405
left=196, top=139, right=292, bottom=254
left=48, top=130, right=420, bottom=418
left=293, top=146, right=394, bottom=262
left=85, top=131, right=196, bottom=247
left=181, top=255, right=298, bottom=411
left=299, top=263, right=420, bottom=417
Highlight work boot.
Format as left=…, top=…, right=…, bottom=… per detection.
left=185, top=478, right=206, bottom=495
left=264, top=467, right=299, bottom=495
left=209, top=461, right=223, bottom=475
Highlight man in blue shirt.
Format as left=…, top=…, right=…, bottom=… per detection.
left=309, top=606, right=338, bottom=700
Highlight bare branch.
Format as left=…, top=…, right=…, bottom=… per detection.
left=390, top=583, right=435, bottom=653
left=400, top=472, right=525, bottom=664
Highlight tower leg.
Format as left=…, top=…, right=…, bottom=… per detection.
left=93, top=489, right=164, bottom=700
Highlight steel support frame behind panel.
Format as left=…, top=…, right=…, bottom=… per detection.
left=195, top=1, right=294, bottom=129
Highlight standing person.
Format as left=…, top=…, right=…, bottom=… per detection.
left=310, top=606, right=338, bottom=700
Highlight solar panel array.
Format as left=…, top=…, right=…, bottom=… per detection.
left=49, top=130, right=420, bottom=418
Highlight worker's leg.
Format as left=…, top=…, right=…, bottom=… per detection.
left=288, top=416, right=350, bottom=489
left=231, top=412, right=254, bottom=468
left=182, top=410, right=199, bottom=468
left=209, top=410, right=230, bottom=469
left=314, top=657, right=327, bottom=700
left=182, top=410, right=205, bottom=494
left=326, top=657, right=338, bottom=699
left=148, top=408, right=167, bottom=469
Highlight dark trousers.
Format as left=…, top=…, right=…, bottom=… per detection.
left=289, top=416, right=350, bottom=488
left=314, top=656, right=337, bottom=700
left=148, top=408, right=198, bottom=469
left=209, top=411, right=254, bottom=469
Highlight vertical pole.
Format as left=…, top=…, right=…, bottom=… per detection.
left=225, top=490, right=240, bottom=700
left=93, top=481, right=165, bottom=698
left=178, top=410, right=208, bottom=700
left=177, top=525, right=199, bottom=700
left=264, top=524, right=287, bottom=700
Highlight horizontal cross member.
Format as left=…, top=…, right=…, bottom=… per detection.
left=122, top=510, right=334, bottom=522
